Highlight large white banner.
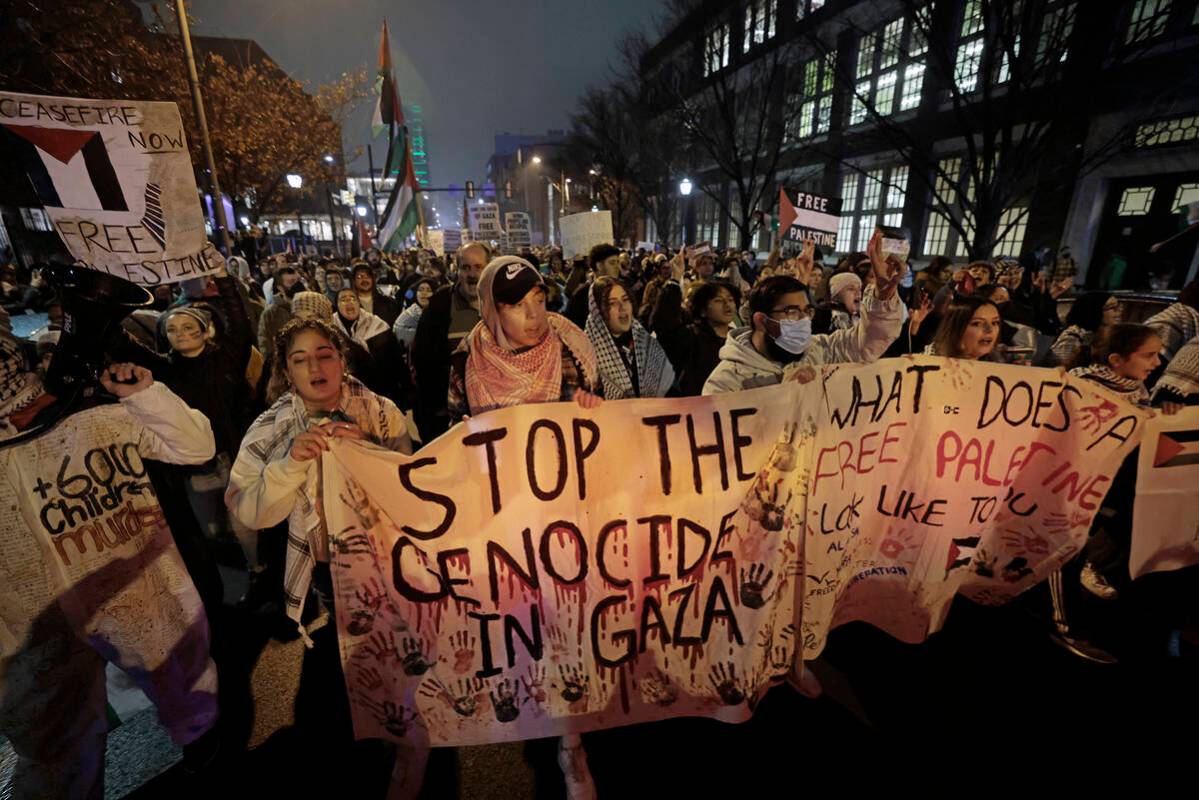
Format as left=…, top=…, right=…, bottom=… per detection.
left=321, top=358, right=1154, bottom=747
left=559, top=211, right=613, bottom=260
left=0, top=91, right=213, bottom=286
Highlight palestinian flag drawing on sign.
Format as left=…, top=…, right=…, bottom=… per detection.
left=373, top=21, right=420, bottom=252
left=1, top=123, right=128, bottom=211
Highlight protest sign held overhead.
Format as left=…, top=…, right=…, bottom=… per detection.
left=0, top=91, right=212, bottom=287
left=778, top=188, right=841, bottom=254
left=320, top=357, right=1146, bottom=747
left=426, top=229, right=445, bottom=256
left=505, top=212, right=532, bottom=249
left=442, top=228, right=462, bottom=253
left=559, top=210, right=613, bottom=260
left=468, top=203, right=503, bottom=241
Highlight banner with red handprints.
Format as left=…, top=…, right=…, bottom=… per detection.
left=322, top=357, right=1148, bottom=746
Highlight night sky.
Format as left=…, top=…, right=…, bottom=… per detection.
left=188, top=0, right=667, bottom=221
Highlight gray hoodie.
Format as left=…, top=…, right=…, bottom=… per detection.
left=702, top=285, right=903, bottom=395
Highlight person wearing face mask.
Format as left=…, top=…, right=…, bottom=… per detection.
left=585, top=276, right=674, bottom=399
left=411, top=243, right=489, bottom=442
left=811, top=272, right=862, bottom=335
left=392, top=277, right=437, bottom=349
left=702, top=231, right=905, bottom=394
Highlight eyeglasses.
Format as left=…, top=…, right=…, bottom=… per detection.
left=770, top=305, right=814, bottom=320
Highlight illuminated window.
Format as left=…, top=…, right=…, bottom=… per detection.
left=875, top=70, right=898, bottom=115
left=1127, top=0, right=1172, bottom=43
left=705, top=24, right=731, bottom=76
left=785, top=51, right=836, bottom=141
left=19, top=207, right=53, bottom=232
left=880, top=19, right=904, bottom=69
left=839, top=166, right=907, bottom=252
left=837, top=173, right=858, bottom=249
left=924, top=212, right=951, bottom=256
left=994, top=207, right=1028, bottom=256
left=1174, top=183, right=1199, bottom=209
left=1135, top=115, right=1199, bottom=147
left=1117, top=187, right=1156, bottom=215
left=1036, top=3, right=1076, bottom=66
left=900, top=62, right=926, bottom=110
left=955, top=38, right=984, bottom=92
left=857, top=32, right=877, bottom=78
left=851, top=80, right=871, bottom=125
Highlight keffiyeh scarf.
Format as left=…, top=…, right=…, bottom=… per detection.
left=585, top=290, right=673, bottom=399
left=1069, top=364, right=1150, bottom=406
left=236, top=377, right=404, bottom=629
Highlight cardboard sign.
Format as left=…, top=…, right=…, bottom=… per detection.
left=468, top=203, right=503, bottom=240
left=0, top=90, right=212, bottom=286
left=559, top=211, right=613, bottom=260
left=1130, top=407, right=1199, bottom=579
left=426, top=229, right=445, bottom=257
left=322, top=357, right=1147, bottom=747
left=443, top=228, right=462, bottom=253
left=780, top=190, right=841, bottom=253
left=505, top=212, right=532, bottom=250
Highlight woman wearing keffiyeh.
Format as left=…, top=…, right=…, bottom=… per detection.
left=585, top=276, right=674, bottom=399
left=445, top=255, right=601, bottom=800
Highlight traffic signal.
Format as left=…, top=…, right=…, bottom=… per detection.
left=465, top=180, right=475, bottom=199
left=504, top=180, right=513, bottom=199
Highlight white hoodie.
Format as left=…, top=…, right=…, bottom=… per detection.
left=702, top=285, right=903, bottom=395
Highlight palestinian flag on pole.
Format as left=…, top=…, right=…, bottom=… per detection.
left=373, top=21, right=420, bottom=251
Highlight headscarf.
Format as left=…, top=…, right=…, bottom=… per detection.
left=291, top=291, right=333, bottom=321
left=464, top=256, right=598, bottom=415
left=585, top=287, right=673, bottom=399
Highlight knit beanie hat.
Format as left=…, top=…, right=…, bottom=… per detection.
left=829, top=272, right=862, bottom=299
left=291, top=291, right=333, bottom=321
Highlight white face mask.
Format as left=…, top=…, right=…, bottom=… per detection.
left=772, top=317, right=812, bottom=354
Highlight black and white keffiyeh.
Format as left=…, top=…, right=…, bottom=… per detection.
left=1069, top=364, right=1149, bottom=406
left=1145, top=302, right=1199, bottom=362
left=1152, top=335, right=1199, bottom=403
left=585, top=290, right=674, bottom=399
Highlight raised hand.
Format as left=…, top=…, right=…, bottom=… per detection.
left=866, top=230, right=906, bottom=299
left=100, top=363, right=153, bottom=398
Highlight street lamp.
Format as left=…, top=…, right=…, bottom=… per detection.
left=531, top=156, right=542, bottom=164
left=588, top=168, right=598, bottom=176
left=356, top=206, right=367, bottom=217
left=679, top=177, right=693, bottom=196
left=323, top=154, right=334, bottom=164
left=286, top=173, right=303, bottom=189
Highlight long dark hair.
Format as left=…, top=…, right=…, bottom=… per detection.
left=1070, top=322, right=1159, bottom=370
left=932, top=295, right=999, bottom=358
left=1064, top=292, right=1113, bottom=332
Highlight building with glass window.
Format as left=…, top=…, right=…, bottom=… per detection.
left=641, top=0, right=1199, bottom=286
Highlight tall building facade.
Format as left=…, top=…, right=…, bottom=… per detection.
left=640, top=0, right=1199, bottom=286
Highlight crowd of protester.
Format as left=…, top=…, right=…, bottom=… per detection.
left=1, top=231, right=1196, bottom=799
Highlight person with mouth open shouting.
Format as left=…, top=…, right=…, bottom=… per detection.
left=226, top=317, right=419, bottom=796
left=584, top=275, right=675, bottom=399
